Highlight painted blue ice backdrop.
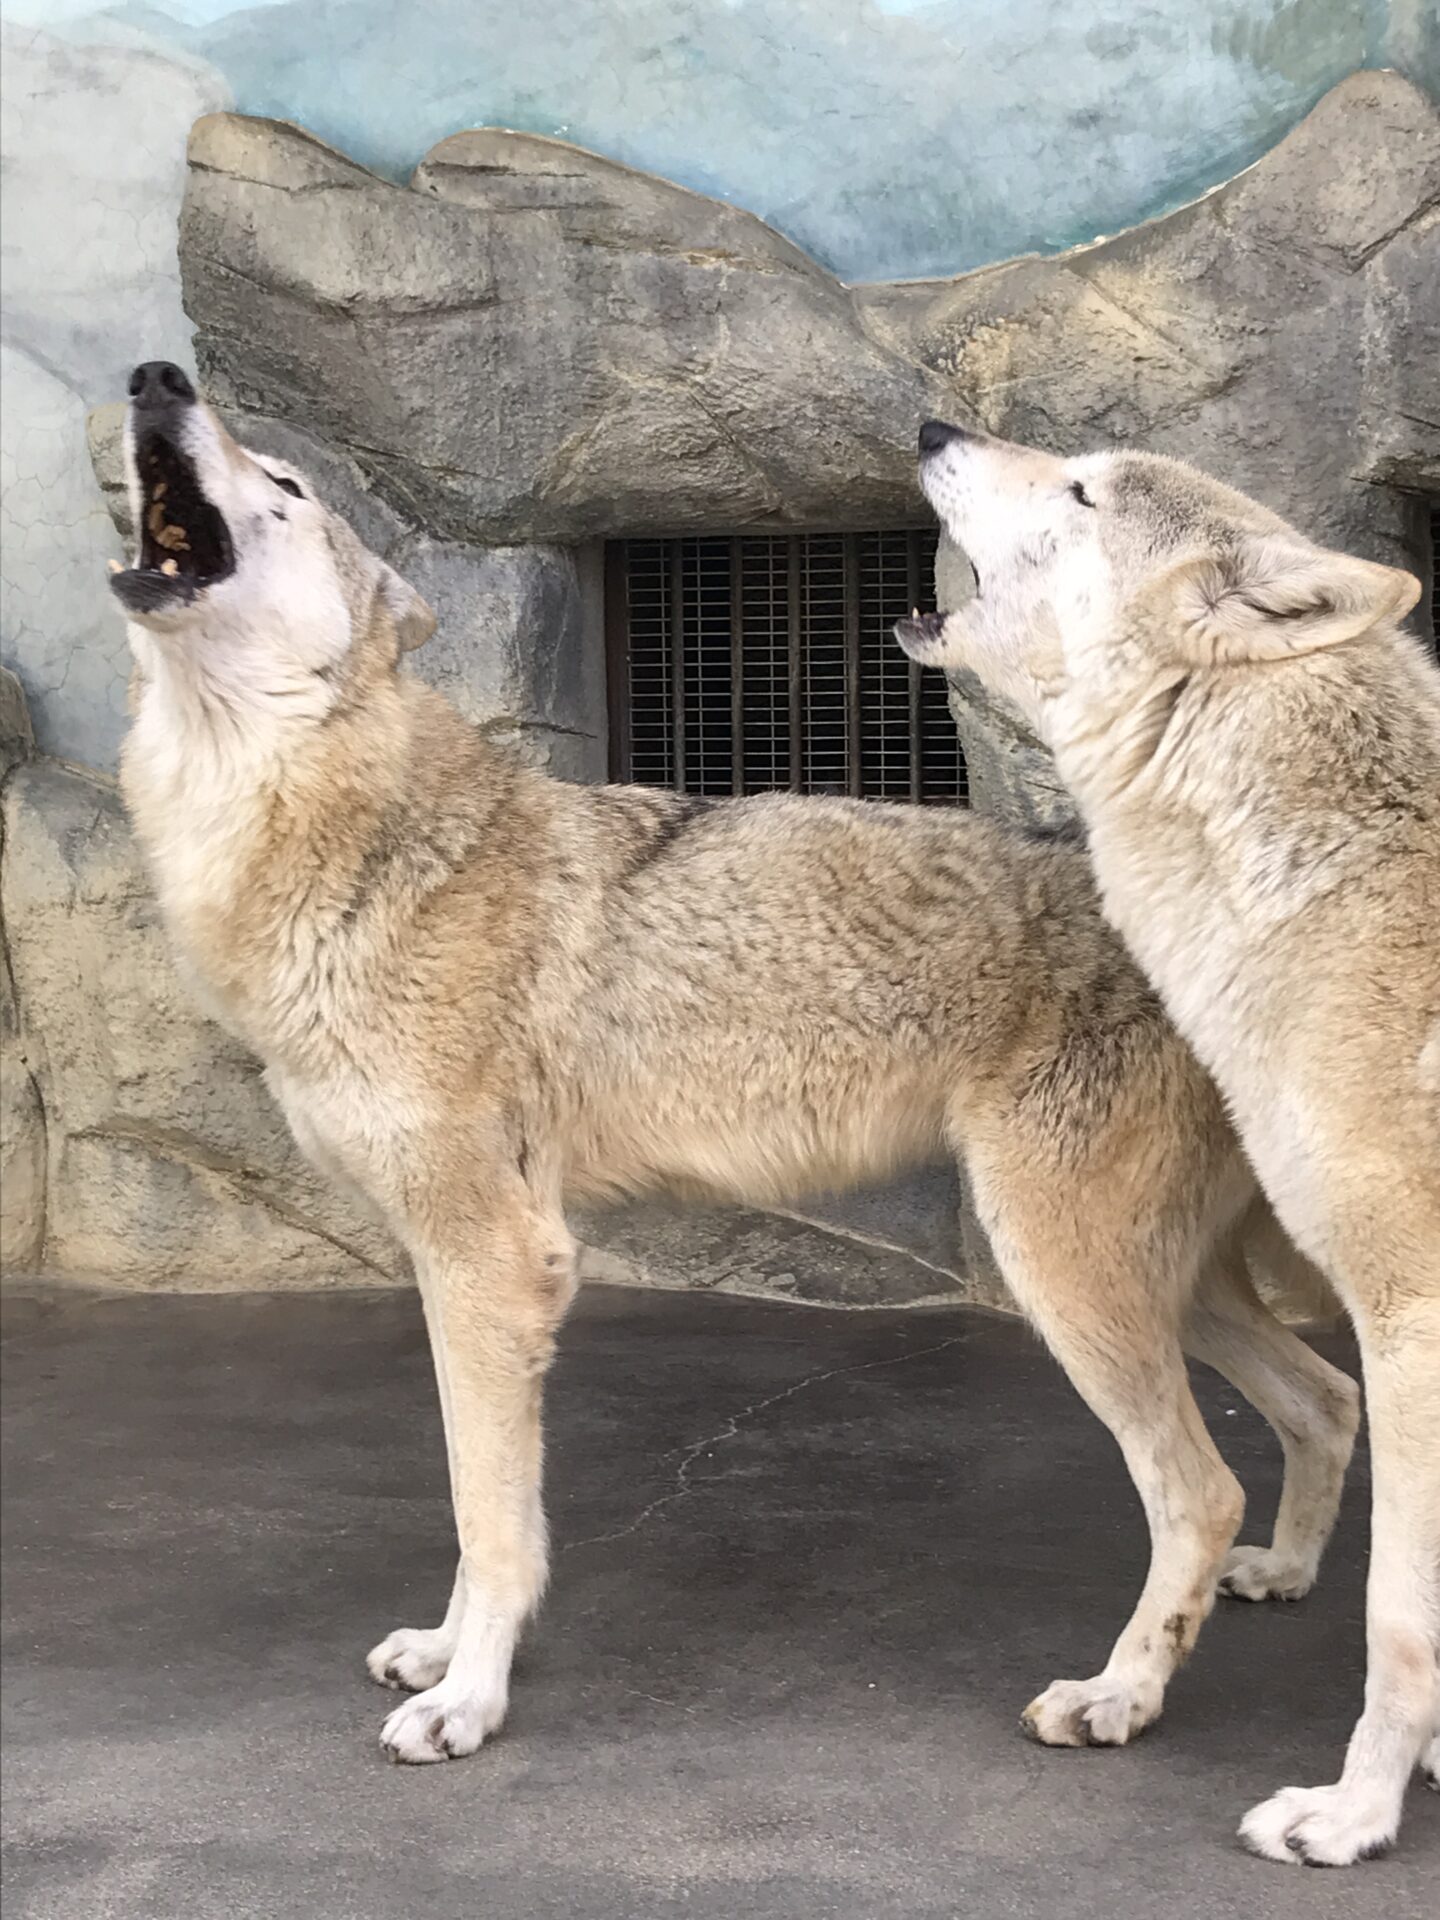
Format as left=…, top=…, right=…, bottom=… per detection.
left=16, top=0, right=1438, bottom=281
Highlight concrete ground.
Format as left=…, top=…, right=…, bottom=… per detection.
left=2, top=1284, right=1434, bottom=1919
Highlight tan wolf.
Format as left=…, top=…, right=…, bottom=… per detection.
left=899, top=418, right=1439, bottom=1865
left=111, top=364, right=1357, bottom=1813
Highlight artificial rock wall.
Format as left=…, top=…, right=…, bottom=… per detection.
left=2, top=70, right=1436, bottom=1299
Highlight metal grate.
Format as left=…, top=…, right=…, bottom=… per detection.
left=606, top=531, right=965, bottom=804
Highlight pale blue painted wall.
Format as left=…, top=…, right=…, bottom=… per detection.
left=10, top=1, right=1439, bottom=280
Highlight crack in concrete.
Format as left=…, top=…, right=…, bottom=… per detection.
left=563, top=1331, right=967, bottom=1552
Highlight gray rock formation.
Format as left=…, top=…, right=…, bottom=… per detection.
left=180, top=118, right=957, bottom=545
left=180, top=73, right=1437, bottom=578
left=169, top=71, right=1436, bottom=834
left=2, top=755, right=397, bottom=1288
left=1, top=666, right=45, bottom=1273
left=33, top=70, right=1437, bottom=1301
left=860, top=70, right=1439, bottom=587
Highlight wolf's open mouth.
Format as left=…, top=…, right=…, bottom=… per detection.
left=893, top=608, right=948, bottom=656
left=109, top=428, right=234, bottom=615
left=134, top=429, right=233, bottom=583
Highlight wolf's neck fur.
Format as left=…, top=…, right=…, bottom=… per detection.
left=121, top=644, right=460, bottom=1057
left=1049, top=620, right=1440, bottom=1062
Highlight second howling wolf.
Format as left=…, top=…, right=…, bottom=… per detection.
left=109, top=362, right=1356, bottom=1786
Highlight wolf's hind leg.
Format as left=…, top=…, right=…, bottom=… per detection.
left=1184, top=1227, right=1359, bottom=1604
left=967, top=1144, right=1243, bottom=1748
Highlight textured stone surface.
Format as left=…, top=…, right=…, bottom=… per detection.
left=880, top=70, right=1440, bottom=811
left=23, top=71, right=1440, bottom=1306
left=182, top=117, right=955, bottom=546
left=861, top=72, right=1440, bottom=580
left=387, top=536, right=607, bottom=784
left=0, top=668, right=44, bottom=1273
left=0, top=667, right=33, bottom=783
left=574, top=1191, right=974, bottom=1311
left=174, top=75, right=1439, bottom=843
left=1, top=760, right=394, bottom=1289
left=183, top=76, right=1438, bottom=572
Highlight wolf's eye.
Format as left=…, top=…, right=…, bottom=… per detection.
left=1069, top=481, right=1095, bottom=508
left=270, top=473, right=305, bottom=499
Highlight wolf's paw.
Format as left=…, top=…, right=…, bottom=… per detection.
left=1218, top=1544, right=1316, bottom=1603
left=1239, top=1783, right=1400, bottom=1866
left=380, top=1675, right=507, bottom=1764
left=1021, top=1675, right=1162, bottom=1748
left=367, top=1624, right=456, bottom=1693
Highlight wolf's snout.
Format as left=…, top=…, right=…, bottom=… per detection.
left=128, top=361, right=196, bottom=407
left=111, top=360, right=234, bottom=617
left=919, top=419, right=969, bottom=457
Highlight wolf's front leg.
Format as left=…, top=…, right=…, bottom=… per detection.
left=379, top=1192, right=576, bottom=1764
left=1240, top=1293, right=1440, bottom=1865
left=369, top=1561, right=466, bottom=1693
left=368, top=1264, right=469, bottom=1693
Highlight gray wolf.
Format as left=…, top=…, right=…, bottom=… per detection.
left=110, top=363, right=1357, bottom=1805
left=900, top=417, right=1439, bottom=1865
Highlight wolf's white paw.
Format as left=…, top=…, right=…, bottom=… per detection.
left=1218, top=1544, right=1316, bottom=1603
left=1239, top=1782, right=1400, bottom=1866
left=367, top=1625, right=456, bottom=1693
left=1422, top=1734, right=1440, bottom=1792
left=379, top=1674, right=508, bottom=1764
left=1021, top=1674, right=1162, bottom=1748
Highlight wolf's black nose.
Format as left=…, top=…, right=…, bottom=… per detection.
left=919, top=419, right=967, bottom=457
left=128, top=361, right=196, bottom=406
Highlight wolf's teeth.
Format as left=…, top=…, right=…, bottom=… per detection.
left=107, top=559, right=124, bottom=574
left=159, top=558, right=179, bottom=577
left=152, top=481, right=167, bottom=501
left=912, top=606, right=920, bottom=618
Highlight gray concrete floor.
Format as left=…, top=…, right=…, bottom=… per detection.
left=2, top=1284, right=1434, bottom=1919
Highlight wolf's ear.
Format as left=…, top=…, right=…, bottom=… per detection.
left=1171, top=537, right=1420, bottom=665
left=378, top=563, right=437, bottom=652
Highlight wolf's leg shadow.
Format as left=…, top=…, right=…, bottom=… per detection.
left=1241, top=1287, right=1440, bottom=1865
left=377, top=1176, right=577, bottom=1764
left=1183, top=1219, right=1359, bottom=1604
left=961, top=1129, right=1245, bottom=1749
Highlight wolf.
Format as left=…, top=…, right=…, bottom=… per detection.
left=109, top=362, right=1360, bottom=1801
left=898, top=418, right=1440, bottom=1865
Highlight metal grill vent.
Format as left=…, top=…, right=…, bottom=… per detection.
left=607, top=531, right=965, bottom=804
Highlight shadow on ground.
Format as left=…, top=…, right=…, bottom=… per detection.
left=1, top=1284, right=1433, bottom=1918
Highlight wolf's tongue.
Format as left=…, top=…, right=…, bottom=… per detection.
left=147, top=499, right=190, bottom=552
